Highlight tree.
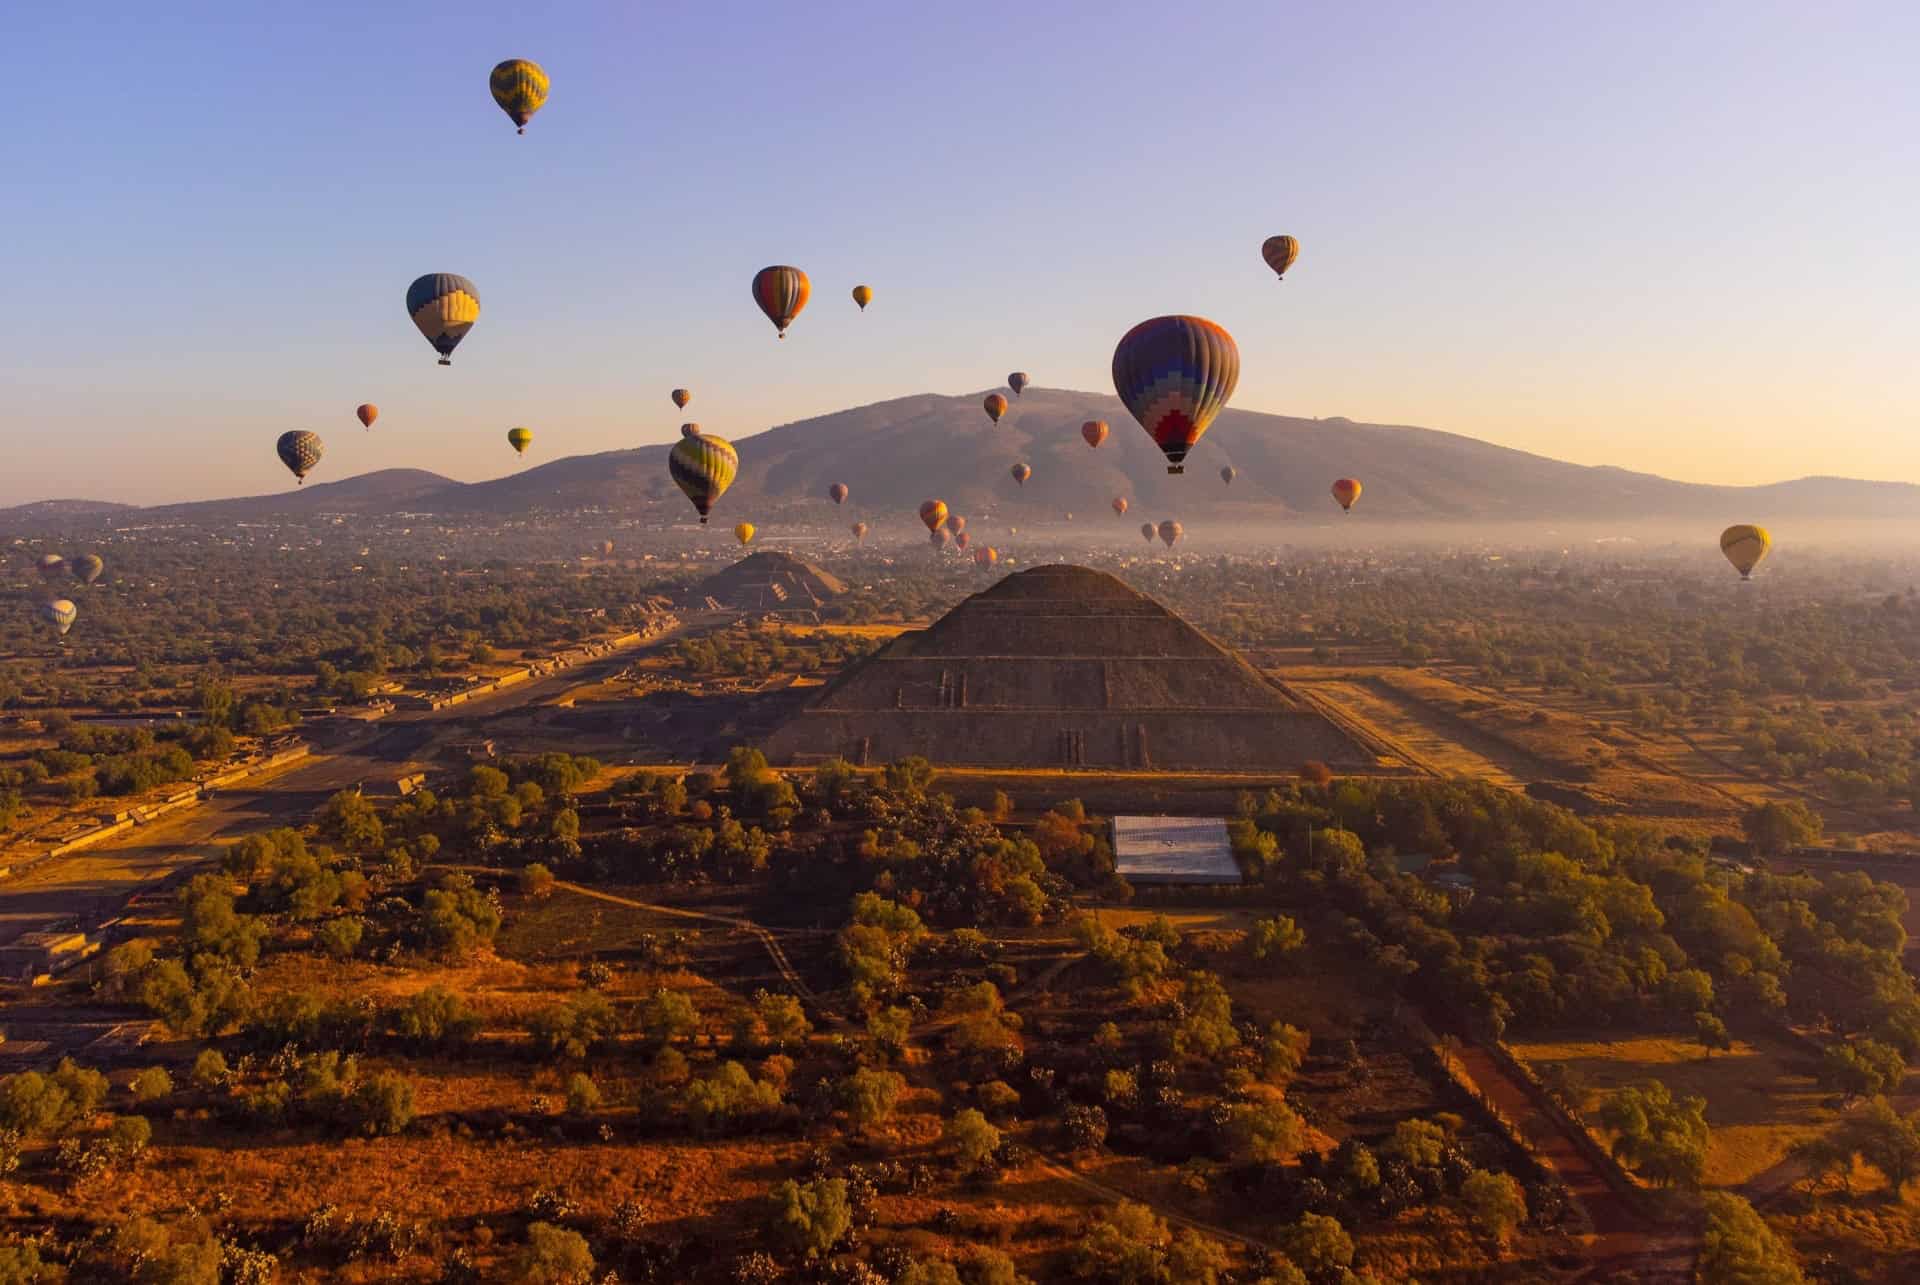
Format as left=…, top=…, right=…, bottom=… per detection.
left=884, top=756, right=936, bottom=797
left=1171, top=971, right=1239, bottom=1060
left=1062, top=1104, right=1109, bottom=1152
left=1599, top=1081, right=1710, bottom=1187
left=1741, top=800, right=1822, bottom=857
left=1280, top=1213, right=1353, bottom=1277
left=948, top=1107, right=1001, bottom=1170
left=767, top=1177, right=851, bottom=1261
left=1247, top=914, right=1306, bottom=964
left=513, top=1222, right=595, bottom=1284
left=1842, top=1098, right=1920, bottom=1196
left=1223, top=1090, right=1306, bottom=1164
left=644, top=988, right=700, bottom=1044
left=565, top=1072, right=601, bottom=1116
left=346, top=1071, right=415, bottom=1136
left=1460, top=1169, right=1527, bottom=1245
left=317, top=916, right=363, bottom=960
left=130, top=1066, right=173, bottom=1104
left=1697, top=1192, right=1806, bottom=1285
left=1382, top=1118, right=1448, bottom=1169
left=1694, top=1011, right=1733, bottom=1059
left=1071, top=1202, right=1171, bottom=1283
left=528, top=992, right=618, bottom=1060
left=839, top=1068, right=906, bottom=1133
left=0, top=1060, right=108, bottom=1136
left=1262, top=1022, right=1312, bottom=1086
left=1819, top=1039, right=1906, bottom=1104
left=518, top=863, right=556, bottom=898
left=319, top=788, right=385, bottom=855
left=189, top=1049, right=229, bottom=1091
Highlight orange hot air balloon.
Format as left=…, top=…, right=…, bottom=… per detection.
left=955, top=531, right=971, bottom=551
left=1112, top=496, right=1129, bottom=516
left=1331, top=477, right=1362, bottom=512
left=1081, top=420, right=1108, bottom=448
left=1261, top=234, right=1300, bottom=281
left=1010, top=462, right=1031, bottom=487
left=851, top=521, right=869, bottom=542
left=681, top=422, right=702, bottom=438
left=752, top=265, right=810, bottom=338
left=946, top=514, right=966, bottom=535
left=828, top=482, right=849, bottom=505
left=1140, top=522, right=1155, bottom=542
left=851, top=284, right=873, bottom=311
left=931, top=528, right=952, bottom=549
left=975, top=546, right=998, bottom=566
left=983, top=393, right=1008, bottom=425
left=671, top=388, right=692, bottom=409
left=918, top=499, right=949, bottom=533
left=356, top=403, right=378, bottom=430
left=1157, top=520, right=1182, bottom=548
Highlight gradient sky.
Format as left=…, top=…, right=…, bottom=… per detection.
left=1, top=1, right=1915, bottom=505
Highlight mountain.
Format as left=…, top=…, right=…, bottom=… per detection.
left=0, top=499, right=135, bottom=522
left=73, top=392, right=1920, bottom=526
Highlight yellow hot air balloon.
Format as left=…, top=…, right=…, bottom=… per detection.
left=490, top=59, right=549, bottom=134
left=1720, top=525, right=1772, bottom=580
left=734, top=522, right=755, bottom=547
left=918, top=499, right=948, bottom=533
left=983, top=393, right=1008, bottom=425
left=507, top=427, right=533, bottom=455
left=1331, top=478, right=1362, bottom=512
left=670, top=433, right=739, bottom=524
left=852, top=284, right=873, bottom=311
left=1010, top=462, right=1031, bottom=487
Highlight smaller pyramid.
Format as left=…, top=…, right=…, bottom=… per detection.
left=689, top=552, right=849, bottom=612
left=765, top=564, right=1375, bottom=770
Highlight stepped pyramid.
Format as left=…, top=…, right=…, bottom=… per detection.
left=765, top=564, right=1374, bottom=770
left=689, top=551, right=848, bottom=612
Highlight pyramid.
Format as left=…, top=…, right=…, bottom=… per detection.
left=689, top=551, right=849, bottom=612
left=764, top=564, right=1375, bottom=770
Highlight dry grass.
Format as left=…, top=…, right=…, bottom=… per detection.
left=1510, top=1031, right=1839, bottom=1187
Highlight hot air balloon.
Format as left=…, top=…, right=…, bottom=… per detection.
left=1261, top=235, right=1300, bottom=281
left=670, top=433, right=739, bottom=524
left=752, top=265, right=810, bottom=338
left=955, top=531, right=971, bottom=552
left=1112, top=496, right=1129, bottom=516
left=931, top=528, right=952, bottom=550
left=356, top=404, right=378, bottom=431
left=406, top=273, right=480, bottom=365
left=734, top=522, right=755, bottom=547
left=671, top=388, right=692, bottom=410
left=946, top=514, right=966, bottom=535
left=1007, top=372, right=1029, bottom=397
left=852, top=284, right=873, bottom=311
left=1081, top=420, right=1109, bottom=449
left=828, top=483, right=849, bottom=506
left=1010, top=462, right=1031, bottom=487
left=983, top=393, right=1008, bottom=425
left=1112, top=315, right=1240, bottom=473
left=851, top=522, right=869, bottom=543
left=681, top=422, right=702, bottom=439
left=489, top=59, right=549, bottom=134
left=975, top=547, right=998, bottom=566
left=36, top=554, right=66, bottom=581
left=1220, top=466, right=1237, bottom=486
left=918, top=500, right=948, bottom=533
left=600, top=541, right=615, bottom=556
left=71, top=555, right=104, bottom=585
left=1720, top=525, right=1772, bottom=580
left=1140, top=523, right=1156, bottom=542
left=1331, top=478, right=1362, bottom=512
left=277, top=431, right=323, bottom=484
left=1158, top=520, right=1183, bottom=548
left=38, top=599, right=76, bottom=638
left=507, top=427, right=534, bottom=455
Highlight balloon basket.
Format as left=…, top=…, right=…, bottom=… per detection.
left=1167, top=466, right=1184, bottom=475
left=438, top=357, right=451, bottom=366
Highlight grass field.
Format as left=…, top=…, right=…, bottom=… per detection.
left=1510, top=1031, right=1840, bottom=1187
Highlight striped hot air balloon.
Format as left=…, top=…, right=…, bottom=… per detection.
left=1010, top=462, right=1031, bottom=487
left=71, top=554, right=104, bottom=584
left=507, top=427, right=533, bottom=455
left=672, top=388, right=692, bottom=409
left=489, top=59, right=549, bottom=134
left=670, top=433, right=739, bottom=524
left=1720, top=525, right=1772, bottom=580
left=1007, top=372, right=1029, bottom=397
left=752, top=266, right=810, bottom=338
left=918, top=499, right=948, bottom=533
left=1112, top=315, right=1240, bottom=474
left=1331, top=478, right=1362, bottom=512
left=36, top=554, right=66, bottom=581
left=276, top=431, right=323, bottom=484
left=1261, top=234, right=1300, bottom=281
left=681, top=422, right=702, bottom=438
left=38, top=599, right=77, bottom=637
left=406, top=273, right=480, bottom=365
left=1081, top=420, right=1109, bottom=448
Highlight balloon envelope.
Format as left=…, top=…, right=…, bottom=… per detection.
left=752, top=265, right=810, bottom=337
left=946, top=514, right=966, bottom=535
left=406, top=273, right=480, bottom=364
left=1220, top=466, right=1237, bottom=486
left=983, top=393, right=1007, bottom=425
left=507, top=427, right=534, bottom=455
left=930, top=528, right=951, bottom=549
left=918, top=499, right=948, bottom=533
left=1332, top=478, right=1362, bottom=511
left=851, top=522, right=869, bottom=542
left=671, top=388, right=692, bottom=409
left=955, top=531, right=971, bottom=551
left=1010, top=462, right=1031, bottom=486
left=277, top=431, right=323, bottom=484
left=671, top=434, right=739, bottom=524
left=734, top=523, right=755, bottom=546
left=828, top=483, right=849, bottom=506
left=851, top=284, right=873, bottom=310
left=71, top=554, right=104, bottom=584
left=1081, top=420, right=1109, bottom=448
left=1112, top=315, right=1240, bottom=473
left=1720, top=524, right=1772, bottom=579
left=1158, top=520, right=1183, bottom=548
left=1261, top=234, right=1300, bottom=280
left=1007, top=372, right=1029, bottom=397
left=36, top=554, right=66, bottom=580
left=489, top=58, right=549, bottom=133
left=356, top=403, right=378, bottom=430
left=38, top=598, right=76, bottom=636
left=1140, top=523, right=1156, bottom=542
left=1112, top=496, right=1129, bottom=516
left=681, top=422, right=702, bottom=438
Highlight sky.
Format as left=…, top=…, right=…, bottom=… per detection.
left=1, top=0, right=1916, bottom=505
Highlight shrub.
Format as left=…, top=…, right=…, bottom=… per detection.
left=1061, top=1104, right=1109, bottom=1152
left=513, top=1222, right=595, bottom=1284
left=391, top=985, right=482, bottom=1048
left=1280, top=1212, right=1353, bottom=1277
left=346, top=1071, right=415, bottom=1137
left=838, top=1068, right=906, bottom=1133
left=0, top=1059, right=108, bottom=1136
left=767, top=1177, right=851, bottom=1261
left=317, top=916, right=364, bottom=960
left=565, top=1072, right=601, bottom=1116
left=130, top=1066, right=174, bottom=1104
left=519, top=863, right=557, bottom=899
left=528, top=992, right=618, bottom=1060
left=1460, top=1169, right=1528, bottom=1244
left=947, top=1108, right=1001, bottom=1169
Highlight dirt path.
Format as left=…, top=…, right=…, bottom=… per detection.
left=1449, top=1043, right=1696, bottom=1281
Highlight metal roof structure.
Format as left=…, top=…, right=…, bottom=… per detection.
left=1110, top=815, right=1241, bottom=885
